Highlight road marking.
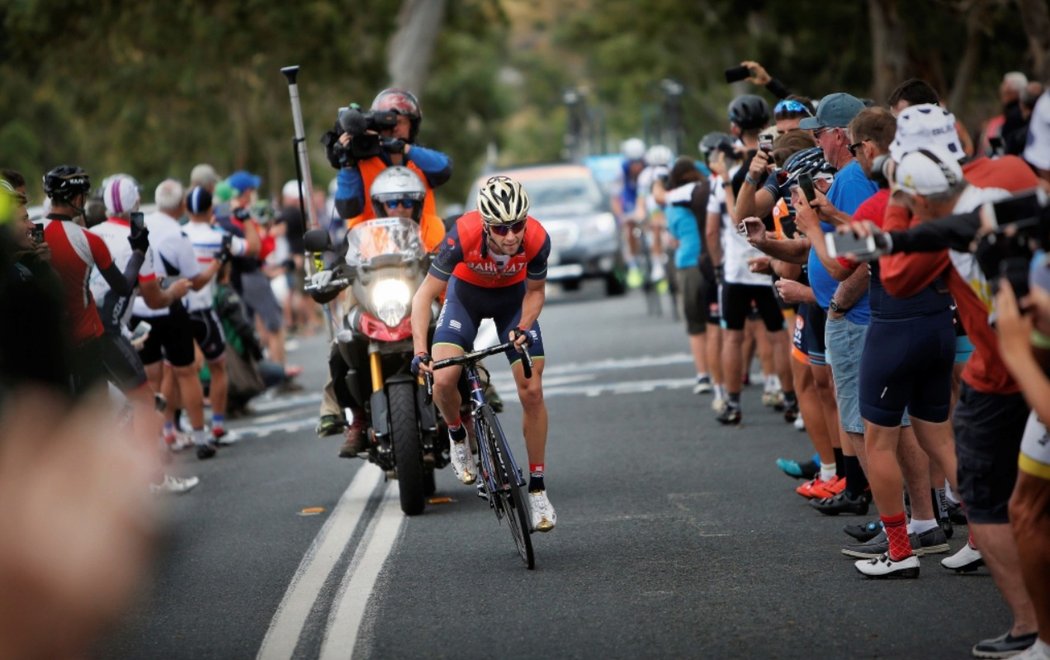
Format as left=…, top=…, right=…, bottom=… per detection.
left=256, top=467, right=383, bottom=660
left=319, top=481, right=404, bottom=659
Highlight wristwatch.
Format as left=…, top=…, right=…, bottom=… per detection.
left=829, top=299, right=850, bottom=315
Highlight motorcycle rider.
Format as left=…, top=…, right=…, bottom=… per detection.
left=316, top=87, right=452, bottom=440
left=309, top=166, right=445, bottom=458
left=410, top=175, right=557, bottom=533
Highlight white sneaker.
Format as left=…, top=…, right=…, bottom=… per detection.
left=711, top=396, right=727, bottom=414
left=212, top=428, right=240, bottom=446
left=794, top=415, right=806, bottom=432
left=449, top=440, right=476, bottom=485
left=150, top=474, right=200, bottom=495
left=854, top=552, right=919, bottom=578
left=693, top=377, right=712, bottom=395
left=166, top=433, right=194, bottom=453
left=762, top=390, right=783, bottom=407
left=941, top=542, right=983, bottom=572
left=528, top=490, right=556, bottom=532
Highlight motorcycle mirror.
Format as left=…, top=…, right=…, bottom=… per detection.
left=303, top=229, right=331, bottom=253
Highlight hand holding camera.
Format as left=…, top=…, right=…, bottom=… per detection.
left=127, top=214, right=150, bottom=253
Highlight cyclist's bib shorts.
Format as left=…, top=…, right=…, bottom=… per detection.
left=189, top=308, right=227, bottom=362
left=433, top=278, right=544, bottom=365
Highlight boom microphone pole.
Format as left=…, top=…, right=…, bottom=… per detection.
left=281, top=64, right=338, bottom=340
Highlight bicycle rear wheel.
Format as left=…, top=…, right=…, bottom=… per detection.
left=480, top=406, right=534, bottom=570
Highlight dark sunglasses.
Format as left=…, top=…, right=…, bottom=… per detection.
left=774, top=99, right=814, bottom=117
left=383, top=198, right=417, bottom=209
left=847, top=141, right=867, bottom=157
left=487, top=220, right=526, bottom=236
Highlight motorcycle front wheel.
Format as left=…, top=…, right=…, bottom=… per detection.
left=389, top=381, right=426, bottom=516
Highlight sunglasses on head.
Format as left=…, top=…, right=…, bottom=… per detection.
left=383, top=198, right=417, bottom=209
left=486, top=219, right=526, bottom=236
left=774, top=99, right=814, bottom=117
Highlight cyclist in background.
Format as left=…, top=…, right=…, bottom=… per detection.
left=613, top=138, right=646, bottom=287
left=634, top=144, right=674, bottom=284
left=410, top=175, right=556, bottom=533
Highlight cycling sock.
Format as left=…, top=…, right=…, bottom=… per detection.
left=933, top=488, right=949, bottom=519
left=833, top=448, right=846, bottom=479
left=529, top=463, right=545, bottom=492
left=163, top=421, right=176, bottom=438
left=909, top=517, right=938, bottom=535
left=192, top=427, right=208, bottom=447
left=212, top=413, right=225, bottom=430
left=727, top=391, right=741, bottom=407
left=820, top=462, right=837, bottom=482
left=843, top=455, right=868, bottom=497
left=763, top=374, right=777, bottom=392
left=448, top=419, right=466, bottom=442
left=713, top=384, right=726, bottom=400
left=782, top=390, right=797, bottom=405
left=882, top=511, right=912, bottom=561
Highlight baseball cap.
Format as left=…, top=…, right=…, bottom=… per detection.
left=890, top=103, right=964, bottom=162
left=186, top=186, right=213, bottom=215
left=227, top=170, right=261, bottom=195
left=190, top=163, right=221, bottom=188
left=102, top=175, right=140, bottom=215
left=893, top=146, right=964, bottom=197
left=798, top=93, right=865, bottom=131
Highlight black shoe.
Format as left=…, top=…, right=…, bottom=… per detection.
left=971, top=631, right=1037, bottom=658
left=842, top=528, right=947, bottom=559
left=810, top=490, right=870, bottom=516
left=939, top=516, right=954, bottom=540
left=844, top=520, right=882, bottom=542
left=196, top=443, right=217, bottom=460
left=716, top=404, right=741, bottom=425
left=913, top=526, right=950, bottom=556
left=947, top=499, right=968, bottom=525
left=316, top=414, right=347, bottom=438
left=782, top=399, right=799, bottom=423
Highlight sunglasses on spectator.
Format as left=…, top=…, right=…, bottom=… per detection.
left=383, top=198, right=417, bottom=209
left=486, top=220, right=527, bottom=236
left=847, top=140, right=868, bottom=157
left=773, top=99, right=814, bottom=117
left=812, top=127, right=841, bottom=139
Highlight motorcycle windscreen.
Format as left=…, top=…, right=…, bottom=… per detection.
left=345, top=216, right=424, bottom=268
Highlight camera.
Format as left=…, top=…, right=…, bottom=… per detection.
left=867, top=154, right=892, bottom=188
left=827, top=231, right=879, bottom=260
left=339, top=105, right=398, bottom=158
left=974, top=190, right=1049, bottom=299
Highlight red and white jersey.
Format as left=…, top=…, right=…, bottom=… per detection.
left=429, top=210, right=550, bottom=288
left=89, top=217, right=157, bottom=304
left=182, top=220, right=247, bottom=312
left=43, top=215, right=114, bottom=343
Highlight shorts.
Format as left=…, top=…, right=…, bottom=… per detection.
left=240, top=270, right=284, bottom=334
left=676, top=266, right=708, bottom=335
left=71, top=332, right=148, bottom=393
left=133, top=309, right=196, bottom=368
left=953, top=384, right=1029, bottom=524
left=433, top=278, right=545, bottom=366
left=824, top=316, right=869, bottom=435
left=190, top=308, right=227, bottom=362
left=791, top=303, right=827, bottom=366
left=699, top=259, right=721, bottom=324
left=859, top=311, right=954, bottom=427
left=1019, top=412, right=1050, bottom=481
left=719, top=282, right=784, bottom=332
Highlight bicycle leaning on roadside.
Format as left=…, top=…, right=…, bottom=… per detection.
left=424, top=340, right=536, bottom=570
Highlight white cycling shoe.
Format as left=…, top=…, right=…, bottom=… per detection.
left=449, top=440, right=476, bottom=485
left=529, top=490, right=557, bottom=532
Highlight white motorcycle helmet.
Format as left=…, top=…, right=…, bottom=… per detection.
left=370, top=166, right=426, bottom=222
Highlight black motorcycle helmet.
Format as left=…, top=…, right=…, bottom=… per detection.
left=728, top=94, right=771, bottom=131
left=371, top=88, right=422, bottom=143
left=43, top=165, right=91, bottom=204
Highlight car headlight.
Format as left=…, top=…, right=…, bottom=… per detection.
left=581, top=212, right=617, bottom=240
left=370, top=278, right=412, bottom=327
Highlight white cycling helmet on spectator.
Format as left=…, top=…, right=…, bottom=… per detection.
left=890, top=103, right=964, bottom=162
left=477, top=175, right=529, bottom=226
left=645, top=144, right=673, bottom=167
left=101, top=174, right=140, bottom=216
left=621, top=138, right=646, bottom=161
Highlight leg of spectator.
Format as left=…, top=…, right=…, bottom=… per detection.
left=723, top=329, right=744, bottom=398
left=706, top=324, right=723, bottom=389
left=911, top=417, right=959, bottom=494
left=173, top=364, right=205, bottom=432
left=688, top=332, right=707, bottom=376
left=968, top=522, right=1038, bottom=637
left=864, top=421, right=905, bottom=519
left=1009, top=472, right=1050, bottom=645
left=792, top=359, right=833, bottom=464
left=208, top=357, right=228, bottom=425
left=809, top=363, right=841, bottom=451
left=897, top=425, right=936, bottom=521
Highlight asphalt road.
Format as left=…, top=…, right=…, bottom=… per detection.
left=98, top=282, right=1010, bottom=660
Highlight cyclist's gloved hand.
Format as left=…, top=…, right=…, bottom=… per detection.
left=127, top=223, right=150, bottom=253
left=509, top=327, right=533, bottom=351
left=309, top=270, right=333, bottom=290
left=410, top=352, right=431, bottom=376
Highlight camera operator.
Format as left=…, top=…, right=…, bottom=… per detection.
left=315, top=88, right=452, bottom=442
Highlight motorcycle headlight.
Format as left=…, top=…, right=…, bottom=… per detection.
left=370, top=278, right=412, bottom=327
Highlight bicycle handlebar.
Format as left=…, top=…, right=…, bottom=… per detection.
left=422, top=340, right=533, bottom=401
left=303, top=277, right=349, bottom=293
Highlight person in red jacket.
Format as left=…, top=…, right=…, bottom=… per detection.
left=410, top=175, right=556, bottom=533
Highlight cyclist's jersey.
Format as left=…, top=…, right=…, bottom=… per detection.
left=43, top=214, right=114, bottom=344
left=182, top=221, right=249, bottom=312
left=131, top=212, right=202, bottom=319
left=617, top=159, right=640, bottom=215
left=429, top=210, right=550, bottom=288
left=636, top=165, right=669, bottom=216
left=707, top=172, right=769, bottom=286
left=88, top=217, right=158, bottom=330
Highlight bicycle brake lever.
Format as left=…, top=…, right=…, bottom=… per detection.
left=521, top=346, right=533, bottom=379
left=423, top=371, right=433, bottom=403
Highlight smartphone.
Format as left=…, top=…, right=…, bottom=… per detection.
left=743, top=217, right=765, bottom=239
left=781, top=217, right=798, bottom=239
left=758, top=133, right=774, bottom=154
left=30, top=222, right=45, bottom=244
left=1000, top=256, right=1031, bottom=299
left=827, top=232, right=877, bottom=260
left=798, top=173, right=817, bottom=203
left=988, top=136, right=1005, bottom=156
left=130, top=320, right=152, bottom=342
left=724, top=65, right=751, bottom=84
left=983, top=191, right=1042, bottom=229
left=130, top=211, right=145, bottom=232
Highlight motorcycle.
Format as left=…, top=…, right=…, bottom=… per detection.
left=304, top=217, right=446, bottom=516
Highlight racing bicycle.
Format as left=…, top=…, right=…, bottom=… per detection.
left=425, top=341, right=536, bottom=569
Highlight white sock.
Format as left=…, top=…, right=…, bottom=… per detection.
left=945, top=481, right=960, bottom=504
left=1030, top=639, right=1050, bottom=659
left=192, top=427, right=208, bottom=447
left=763, top=374, right=776, bottom=392
left=909, top=518, right=938, bottom=535
left=820, top=463, right=836, bottom=482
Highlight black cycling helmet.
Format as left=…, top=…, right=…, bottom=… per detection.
left=783, top=146, right=835, bottom=182
left=371, top=88, right=422, bottom=142
left=43, top=165, right=91, bottom=204
left=699, top=132, right=735, bottom=158
left=728, top=94, right=771, bottom=131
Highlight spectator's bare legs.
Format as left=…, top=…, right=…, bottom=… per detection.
left=792, top=358, right=834, bottom=464
left=1009, top=472, right=1050, bottom=645
left=896, top=425, right=936, bottom=521
left=208, top=357, right=228, bottom=423
left=688, top=331, right=708, bottom=376
left=809, top=363, right=842, bottom=452
left=705, top=323, right=723, bottom=390
left=969, top=521, right=1038, bottom=638
left=864, top=421, right=905, bottom=518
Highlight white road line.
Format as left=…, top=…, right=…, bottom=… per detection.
left=319, top=481, right=405, bottom=660
left=235, top=417, right=317, bottom=440
left=256, top=467, right=384, bottom=660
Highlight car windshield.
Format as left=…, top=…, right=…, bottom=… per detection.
left=524, top=176, right=603, bottom=214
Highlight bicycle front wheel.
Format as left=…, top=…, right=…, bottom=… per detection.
left=480, top=406, right=535, bottom=570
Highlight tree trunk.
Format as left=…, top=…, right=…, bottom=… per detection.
left=387, top=0, right=447, bottom=94
left=947, top=1, right=987, bottom=114
left=1017, top=0, right=1050, bottom=82
left=868, top=0, right=908, bottom=104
